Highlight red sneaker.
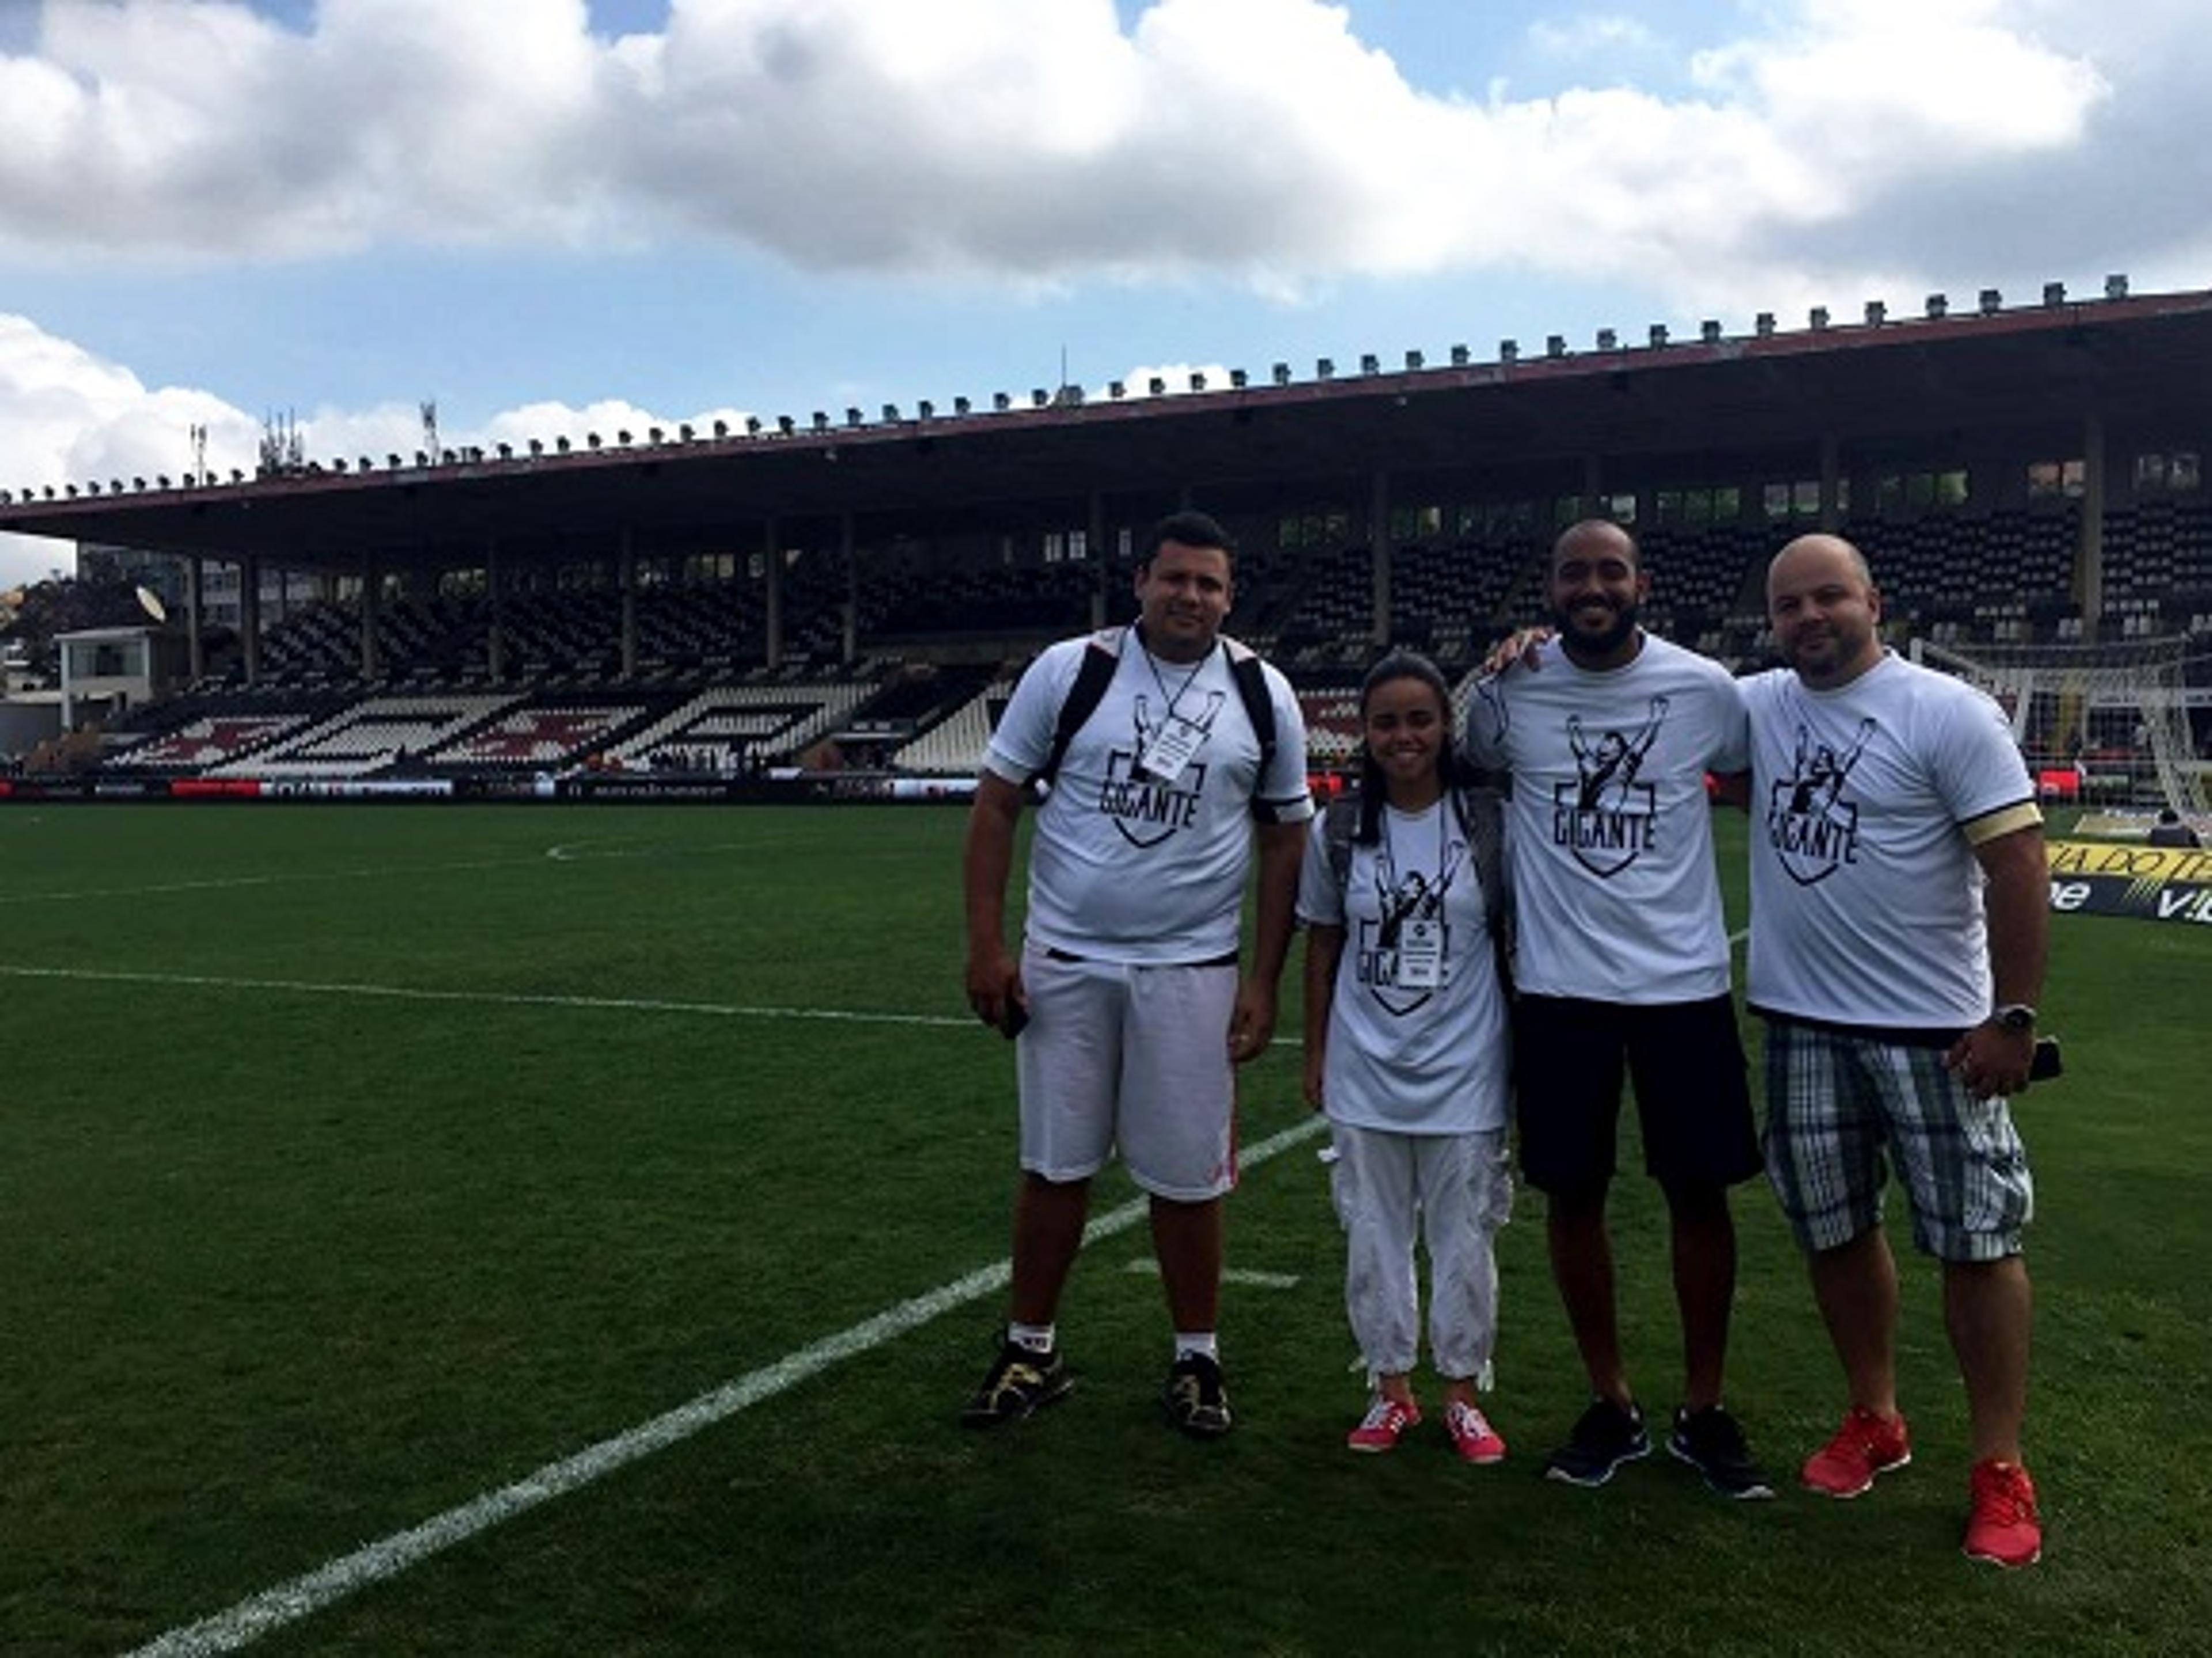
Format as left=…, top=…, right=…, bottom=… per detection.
left=1445, top=1400, right=1507, bottom=1464
left=1802, top=1405, right=1912, bottom=1497
left=1347, top=1394, right=1420, bottom=1452
left=1964, top=1459, right=2043, bottom=1568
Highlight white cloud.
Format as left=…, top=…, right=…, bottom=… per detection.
left=0, top=0, right=2143, bottom=300
left=0, top=315, right=755, bottom=586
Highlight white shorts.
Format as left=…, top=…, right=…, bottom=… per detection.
left=1016, top=944, right=1239, bottom=1201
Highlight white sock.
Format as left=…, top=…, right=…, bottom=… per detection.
left=1173, top=1331, right=1218, bottom=1362
left=1007, top=1322, right=1056, bottom=1356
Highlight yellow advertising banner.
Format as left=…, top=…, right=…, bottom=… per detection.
left=2047, top=840, right=2212, bottom=924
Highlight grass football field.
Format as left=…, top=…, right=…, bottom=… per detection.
left=0, top=802, right=2206, bottom=1656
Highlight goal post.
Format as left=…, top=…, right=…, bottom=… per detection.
left=1908, top=632, right=2212, bottom=820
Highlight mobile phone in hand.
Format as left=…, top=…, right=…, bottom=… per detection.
left=2029, top=1036, right=2062, bottom=1081
left=999, top=1001, right=1030, bottom=1040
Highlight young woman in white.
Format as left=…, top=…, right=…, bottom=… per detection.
left=1300, top=651, right=1515, bottom=1460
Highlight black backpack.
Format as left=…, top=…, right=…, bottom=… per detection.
left=1031, top=627, right=1279, bottom=811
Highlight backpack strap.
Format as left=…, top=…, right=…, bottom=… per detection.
left=1034, top=628, right=1283, bottom=808
left=1032, top=628, right=1124, bottom=789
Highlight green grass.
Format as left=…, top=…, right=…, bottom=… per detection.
left=0, top=803, right=2206, bottom=1656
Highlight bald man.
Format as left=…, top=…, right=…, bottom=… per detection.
left=1742, top=534, right=2049, bottom=1568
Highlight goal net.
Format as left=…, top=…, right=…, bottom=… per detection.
left=1910, top=632, right=2212, bottom=820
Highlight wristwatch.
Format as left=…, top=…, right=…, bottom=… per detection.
left=1991, top=1004, right=2037, bottom=1032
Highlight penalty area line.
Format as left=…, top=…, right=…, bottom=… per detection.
left=125, top=1112, right=1328, bottom=1657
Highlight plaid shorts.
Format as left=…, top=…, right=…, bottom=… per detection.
left=1762, top=1017, right=2034, bottom=1262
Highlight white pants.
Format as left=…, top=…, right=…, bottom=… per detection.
left=1016, top=946, right=1238, bottom=1200
left=1331, top=1122, right=1512, bottom=1384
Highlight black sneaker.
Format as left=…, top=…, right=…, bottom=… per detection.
left=1161, top=1352, right=1233, bottom=1440
left=1543, top=1397, right=1650, bottom=1486
left=1668, top=1404, right=1775, bottom=1500
left=959, top=1339, right=1073, bottom=1428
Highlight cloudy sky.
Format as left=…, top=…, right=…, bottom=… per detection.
left=1, top=0, right=2206, bottom=585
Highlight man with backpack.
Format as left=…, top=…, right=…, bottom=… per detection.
left=960, top=510, right=1312, bottom=1439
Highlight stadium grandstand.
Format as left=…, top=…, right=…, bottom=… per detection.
left=2, top=277, right=2207, bottom=817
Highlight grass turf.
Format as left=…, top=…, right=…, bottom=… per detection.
left=0, top=802, right=2204, bottom=1655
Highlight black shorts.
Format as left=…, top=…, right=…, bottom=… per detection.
left=1513, top=993, right=1761, bottom=1197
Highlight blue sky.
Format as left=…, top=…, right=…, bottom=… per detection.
left=2, top=0, right=2208, bottom=585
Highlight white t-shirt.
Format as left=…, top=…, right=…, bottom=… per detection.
left=1465, top=633, right=1748, bottom=1002
left=1297, top=800, right=1511, bottom=1134
left=1743, top=651, right=2038, bottom=1030
left=984, top=629, right=1313, bottom=964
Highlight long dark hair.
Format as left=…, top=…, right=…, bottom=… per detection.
left=1352, top=649, right=1476, bottom=846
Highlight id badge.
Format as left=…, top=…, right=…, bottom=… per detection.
left=1396, top=917, right=1445, bottom=988
left=1139, top=714, right=1204, bottom=782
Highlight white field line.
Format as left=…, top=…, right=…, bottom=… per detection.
left=124, top=1112, right=1329, bottom=1658
left=0, top=963, right=976, bottom=1029
left=1123, top=1260, right=1301, bottom=1289
left=0, top=839, right=788, bottom=906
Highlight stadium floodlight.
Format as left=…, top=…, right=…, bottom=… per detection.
left=777, top=415, right=796, bottom=434
left=1596, top=328, right=1618, bottom=351
left=329, top=459, right=346, bottom=474
left=615, top=430, right=632, bottom=447
left=1450, top=344, right=1469, bottom=366
left=843, top=404, right=864, bottom=424
left=585, top=433, right=601, bottom=450
left=1108, top=381, right=1126, bottom=399
left=528, top=438, right=544, bottom=456
left=154, top=476, right=169, bottom=490
left=1032, top=388, right=1050, bottom=407
left=1809, top=306, right=1830, bottom=330
left=1926, top=293, right=1948, bottom=318
left=64, top=483, right=77, bottom=497
left=1149, top=377, right=1166, bottom=396
left=441, top=448, right=458, bottom=464
left=1865, top=300, right=1886, bottom=325
left=1499, top=338, right=1519, bottom=363
left=812, top=412, right=830, bottom=433
left=1270, top=362, right=1290, bottom=385
left=1316, top=358, right=1334, bottom=379
left=882, top=403, right=900, bottom=422
left=0, top=491, right=9, bottom=504
left=1755, top=312, right=1775, bottom=337
left=555, top=437, right=571, bottom=453
left=994, top=392, right=1012, bottom=411
left=918, top=400, right=934, bottom=419
left=1979, top=287, right=2002, bottom=315
left=679, top=423, right=694, bottom=442
left=1359, top=353, right=1380, bottom=374
left=650, top=426, right=665, bottom=445
left=745, top=416, right=763, bottom=435
left=494, top=443, right=510, bottom=460
left=2106, top=273, right=2129, bottom=300
left=954, top=396, right=972, bottom=415
left=1229, top=368, right=1248, bottom=389
left=1700, top=319, right=1722, bottom=343
left=1546, top=335, right=1567, bottom=358
left=111, top=478, right=124, bottom=494
left=1188, top=372, right=1206, bottom=392
left=1405, top=350, right=1423, bottom=371
left=1648, top=324, right=1668, bottom=347
left=2043, top=282, right=2066, bottom=306
left=713, top=419, right=729, bottom=438
left=232, top=468, right=245, bottom=483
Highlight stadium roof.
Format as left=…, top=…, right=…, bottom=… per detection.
left=6, top=285, right=2211, bottom=573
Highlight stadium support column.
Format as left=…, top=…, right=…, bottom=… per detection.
left=486, top=537, right=505, bottom=681
left=763, top=519, right=784, bottom=671
left=1090, top=491, right=1108, bottom=632
left=241, top=554, right=262, bottom=686
left=185, top=556, right=204, bottom=682
left=1820, top=434, right=1842, bottom=531
left=840, top=513, right=857, bottom=667
left=1370, top=470, right=1392, bottom=649
left=360, top=555, right=380, bottom=680
left=619, top=529, right=638, bottom=680
left=2080, top=410, right=2107, bottom=643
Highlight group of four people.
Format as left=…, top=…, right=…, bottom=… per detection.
left=960, top=509, right=2049, bottom=1571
